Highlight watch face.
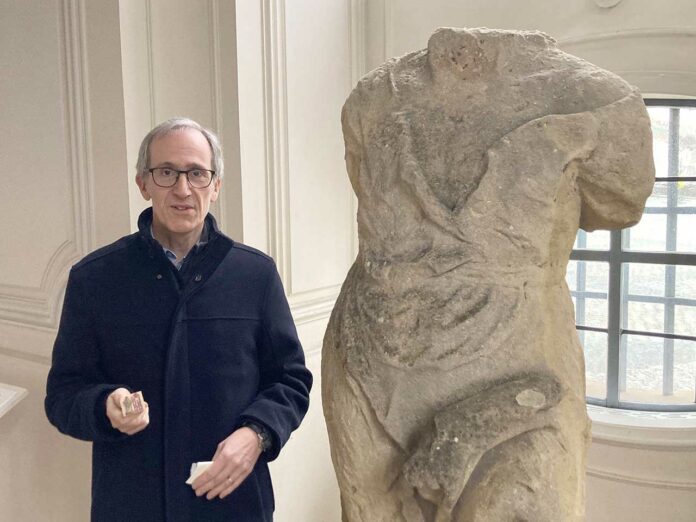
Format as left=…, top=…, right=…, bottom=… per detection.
left=259, top=432, right=271, bottom=451
left=244, top=422, right=271, bottom=451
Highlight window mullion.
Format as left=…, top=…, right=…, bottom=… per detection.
left=606, top=230, right=623, bottom=407
left=662, top=109, right=680, bottom=396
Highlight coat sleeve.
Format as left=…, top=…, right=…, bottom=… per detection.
left=238, top=263, right=313, bottom=461
left=45, top=268, right=130, bottom=442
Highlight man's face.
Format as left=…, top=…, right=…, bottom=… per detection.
left=136, top=128, right=221, bottom=238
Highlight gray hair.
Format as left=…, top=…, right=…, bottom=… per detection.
left=135, top=117, right=224, bottom=179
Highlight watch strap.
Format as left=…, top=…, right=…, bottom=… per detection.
left=241, top=421, right=272, bottom=452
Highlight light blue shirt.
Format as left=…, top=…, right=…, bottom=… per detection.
left=150, top=224, right=209, bottom=270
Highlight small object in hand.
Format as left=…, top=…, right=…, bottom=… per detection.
left=186, top=461, right=213, bottom=485
left=120, top=391, right=145, bottom=417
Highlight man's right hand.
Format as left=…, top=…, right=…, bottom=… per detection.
left=106, top=388, right=150, bottom=435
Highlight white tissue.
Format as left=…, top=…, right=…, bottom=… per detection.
left=186, top=461, right=213, bottom=485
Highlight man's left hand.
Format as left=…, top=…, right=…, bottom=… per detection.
left=192, top=427, right=262, bottom=500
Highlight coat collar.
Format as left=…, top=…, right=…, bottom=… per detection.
left=136, top=207, right=222, bottom=250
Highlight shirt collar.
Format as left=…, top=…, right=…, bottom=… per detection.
left=149, top=222, right=209, bottom=270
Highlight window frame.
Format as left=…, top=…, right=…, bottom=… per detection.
left=570, top=98, right=696, bottom=412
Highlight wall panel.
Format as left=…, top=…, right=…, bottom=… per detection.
left=0, top=1, right=92, bottom=339
left=0, top=1, right=130, bottom=520
left=284, top=0, right=355, bottom=296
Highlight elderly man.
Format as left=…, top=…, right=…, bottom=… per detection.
left=45, top=118, right=312, bottom=521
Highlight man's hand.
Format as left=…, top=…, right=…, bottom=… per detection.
left=106, top=388, right=150, bottom=435
left=192, top=427, right=262, bottom=500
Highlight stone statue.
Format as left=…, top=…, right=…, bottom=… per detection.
left=322, top=28, right=654, bottom=521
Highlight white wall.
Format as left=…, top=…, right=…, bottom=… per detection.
left=233, top=1, right=355, bottom=519
left=361, top=1, right=696, bottom=521
left=0, top=1, right=130, bottom=520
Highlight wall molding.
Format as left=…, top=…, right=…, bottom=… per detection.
left=0, top=344, right=51, bottom=366
left=261, top=0, right=292, bottom=293
left=208, top=0, right=227, bottom=230
left=144, top=0, right=155, bottom=127
left=348, top=0, right=366, bottom=260
left=558, top=28, right=696, bottom=98
left=589, top=405, right=696, bottom=451
left=594, top=0, right=623, bottom=8
left=289, top=284, right=342, bottom=326
left=0, top=0, right=94, bottom=332
left=349, top=0, right=367, bottom=88
left=559, top=27, right=696, bottom=47
left=613, top=70, right=696, bottom=96
left=383, top=0, right=393, bottom=62
left=587, top=467, right=696, bottom=491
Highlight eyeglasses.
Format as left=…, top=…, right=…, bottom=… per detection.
left=147, top=167, right=216, bottom=188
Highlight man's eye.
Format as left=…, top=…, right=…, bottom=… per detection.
left=160, top=168, right=174, bottom=176
left=190, top=170, right=206, bottom=178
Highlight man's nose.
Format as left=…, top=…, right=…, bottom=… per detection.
left=172, top=173, right=192, bottom=195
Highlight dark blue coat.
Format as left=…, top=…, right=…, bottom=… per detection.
left=45, top=209, right=312, bottom=521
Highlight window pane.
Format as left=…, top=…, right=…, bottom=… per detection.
left=623, top=213, right=666, bottom=251
left=677, top=214, right=696, bottom=253
left=675, top=265, right=696, bottom=299
left=646, top=182, right=669, bottom=207
left=645, top=182, right=696, bottom=207
left=624, top=268, right=696, bottom=337
left=674, top=305, right=696, bottom=338
left=620, top=335, right=696, bottom=405
left=626, top=263, right=665, bottom=297
left=573, top=229, right=610, bottom=250
left=578, top=330, right=607, bottom=400
left=676, top=181, right=696, bottom=207
left=627, top=264, right=696, bottom=301
left=674, top=339, right=696, bottom=403
left=623, top=181, right=696, bottom=253
left=567, top=261, right=608, bottom=293
left=566, top=260, right=577, bottom=291
left=680, top=107, right=696, bottom=178
left=573, top=297, right=607, bottom=328
left=567, top=261, right=608, bottom=328
left=648, top=106, right=670, bottom=178
left=626, top=301, right=663, bottom=333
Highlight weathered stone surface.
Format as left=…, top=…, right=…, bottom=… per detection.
left=322, top=27, right=655, bottom=521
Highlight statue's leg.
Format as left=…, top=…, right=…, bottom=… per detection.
left=404, top=374, right=564, bottom=515
left=323, top=340, right=418, bottom=522
left=452, top=427, right=585, bottom=522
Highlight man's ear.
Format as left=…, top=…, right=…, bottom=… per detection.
left=210, top=177, right=222, bottom=203
left=136, top=173, right=151, bottom=201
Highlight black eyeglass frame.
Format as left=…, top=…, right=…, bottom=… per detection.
left=146, top=167, right=217, bottom=188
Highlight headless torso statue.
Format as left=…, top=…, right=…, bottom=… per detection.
left=323, top=28, right=654, bottom=521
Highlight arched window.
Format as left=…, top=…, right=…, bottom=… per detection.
left=568, top=99, right=696, bottom=411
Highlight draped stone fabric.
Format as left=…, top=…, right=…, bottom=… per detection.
left=322, top=28, right=654, bottom=521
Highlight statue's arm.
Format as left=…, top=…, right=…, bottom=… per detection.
left=575, top=90, right=655, bottom=231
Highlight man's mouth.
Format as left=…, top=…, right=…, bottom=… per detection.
left=171, top=205, right=194, bottom=212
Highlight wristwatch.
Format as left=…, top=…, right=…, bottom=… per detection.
left=242, top=421, right=272, bottom=453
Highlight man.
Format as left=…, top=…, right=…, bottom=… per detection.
left=45, top=118, right=312, bottom=521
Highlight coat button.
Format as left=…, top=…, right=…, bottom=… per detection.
left=194, top=274, right=202, bottom=282
left=156, top=274, right=162, bottom=280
